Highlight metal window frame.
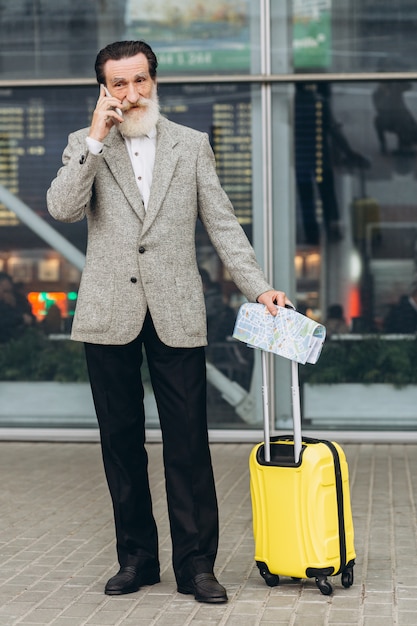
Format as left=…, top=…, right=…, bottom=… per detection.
left=1, top=71, right=417, bottom=88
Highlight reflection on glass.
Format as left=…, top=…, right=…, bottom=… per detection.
left=0, top=0, right=251, bottom=79
left=291, top=1, right=417, bottom=74
left=2, top=2, right=417, bottom=79
left=126, top=0, right=251, bottom=75
left=295, top=79, right=417, bottom=430
left=296, top=81, right=417, bottom=425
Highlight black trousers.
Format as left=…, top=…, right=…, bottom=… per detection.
left=84, top=312, right=219, bottom=584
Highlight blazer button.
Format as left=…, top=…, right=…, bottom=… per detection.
left=139, top=246, right=145, bottom=254
left=130, top=277, right=137, bottom=283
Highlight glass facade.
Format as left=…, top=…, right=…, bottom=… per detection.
left=1, top=0, right=417, bottom=436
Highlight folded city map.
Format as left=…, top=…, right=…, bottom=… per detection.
left=232, top=303, right=326, bottom=364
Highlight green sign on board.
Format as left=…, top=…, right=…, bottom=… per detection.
left=293, top=0, right=332, bottom=69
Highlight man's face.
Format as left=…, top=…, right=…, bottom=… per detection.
left=103, top=52, right=159, bottom=137
left=104, top=52, right=155, bottom=104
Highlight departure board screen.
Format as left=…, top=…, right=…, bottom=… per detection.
left=160, top=83, right=253, bottom=226
left=0, top=85, right=96, bottom=228
left=0, top=82, right=253, bottom=247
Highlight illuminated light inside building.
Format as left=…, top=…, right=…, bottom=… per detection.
left=27, top=291, right=77, bottom=321
left=348, top=287, right=361, bottom=321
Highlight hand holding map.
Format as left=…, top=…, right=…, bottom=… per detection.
left=232, top=303, right=326, bottom=364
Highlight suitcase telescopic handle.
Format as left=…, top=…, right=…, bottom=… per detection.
left=261, top=350, right=271, bottom=462
left=286, top=304, right=302, bottom=464
left=261, top=304, right=302, bottom=464
left=291, top=360, right=302, bottom=464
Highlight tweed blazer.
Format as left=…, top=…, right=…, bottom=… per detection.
left=47, top=116, right=273, bottom=347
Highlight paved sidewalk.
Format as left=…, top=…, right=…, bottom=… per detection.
left=0, top=441, right=417, bottom=625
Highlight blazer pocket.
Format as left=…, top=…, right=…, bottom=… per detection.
left=74, top=262, right=114, bottom=334
left=174, top=275, right=207, bottom=337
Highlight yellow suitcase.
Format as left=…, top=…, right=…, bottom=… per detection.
left=250, top=356, right=356, bottom=595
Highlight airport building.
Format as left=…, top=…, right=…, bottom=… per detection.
left=1, top=1, right=416, bottom=440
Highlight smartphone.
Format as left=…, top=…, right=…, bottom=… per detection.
left=102, top=85, right=123, bottom=118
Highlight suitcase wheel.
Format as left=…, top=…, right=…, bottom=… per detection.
left=315, top=576, right=333, bottom=596
left=256, top=562, right=280, bottom=587
left=341, top=564, right=354, bottom=588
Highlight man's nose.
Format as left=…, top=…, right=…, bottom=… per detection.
left=126, top=83, right=139, bottom=103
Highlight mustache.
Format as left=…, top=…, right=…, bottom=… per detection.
left=122, top=96, right=153, bottom=112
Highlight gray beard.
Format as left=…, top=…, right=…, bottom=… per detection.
left=119, top=94, right=160, bottom=138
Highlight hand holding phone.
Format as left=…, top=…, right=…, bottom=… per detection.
left=89, top=85, right=123, bottom=142
left=102, top=85, right=123, bottom=118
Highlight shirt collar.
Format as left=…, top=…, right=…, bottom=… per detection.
left=147, top=126, right=157, bottom=139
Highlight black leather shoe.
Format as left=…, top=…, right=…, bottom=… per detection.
left=105, top=566, right=160, bottom=595
left=177, top=573, right=228, bottom=603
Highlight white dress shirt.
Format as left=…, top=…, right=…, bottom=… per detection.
left=86, top=126, right=157, bottom=210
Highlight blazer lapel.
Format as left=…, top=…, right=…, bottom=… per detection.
left=141, top=117, right=179, bottom=236
left=103, top=128, right=146, bottom=222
